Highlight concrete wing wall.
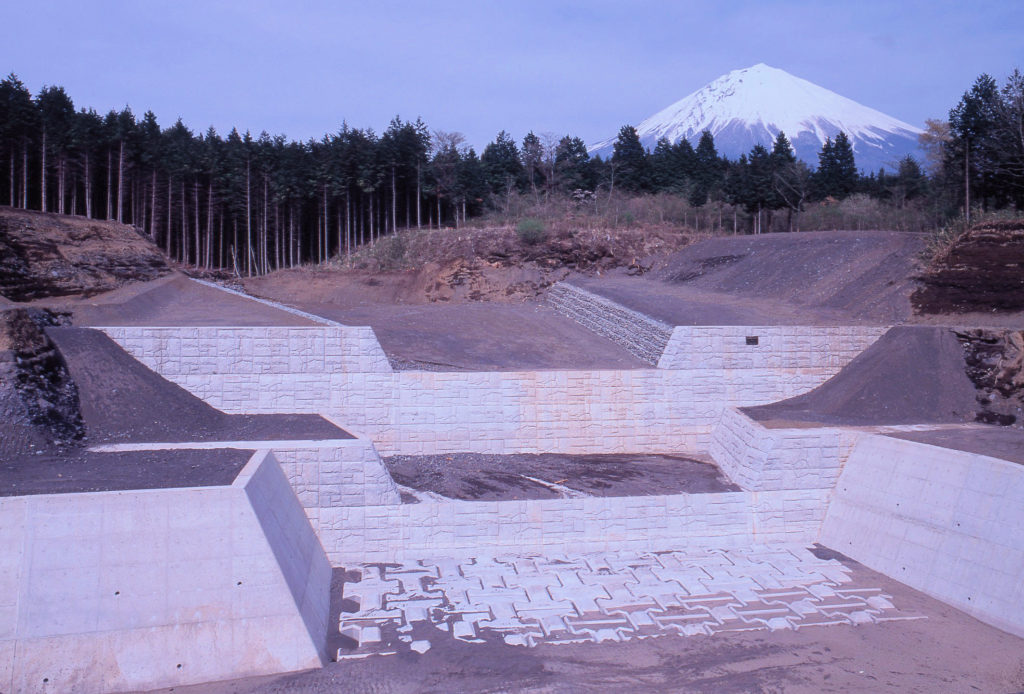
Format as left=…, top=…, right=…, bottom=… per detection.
left=0, top=451, right=331, bottom=694
left=709, top=407, right=862, bottom=491
left=820, top=435, right=1024, bottom=638
left=658, top=326, right=887, bottom=371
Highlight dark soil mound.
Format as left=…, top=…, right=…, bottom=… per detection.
left=46, top=327, right=350, bottom=444
left=913, top=220, right=1024, bottom=314
left=744, top=326, right=979, bottom=426
left=653, top=230, right=926, bottom=322
left=0, top=208, right=169, bottom=301
left=0, top=308, right=83, bottom=459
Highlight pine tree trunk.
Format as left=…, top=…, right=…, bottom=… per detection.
left=58, top=156, right=65, bottom=214
left=117, top=139, right=125, bottom=223
left=391, top=167, right=397, bottom=234
left=181, top=179, right=187, bottom=264
left=245, top=158, right=252, bottom=276
left=964, top=140, right=971, bottom=225
left=21, top=143, right=28, bottom=209
left=194, top=181, right=200, bottom=268
left=150, top=170, right=158, bottom=236
left=106, top=149, right=112, bottom=219
left=345, top=194, right=351, bottom=257
left=268, top=177, right=272, bottom=274
left=166, top=177, right=173, bottom=255
left=207, top=182, right=214, bottom=269
left=416, top=162, right=422, bottom=228
left=40, top=130, right=47, bottom=213
left=84, top=152, right=92, bottom=219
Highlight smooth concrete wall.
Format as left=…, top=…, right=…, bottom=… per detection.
left=709, top=407, right=863, bottom=491
left=320, top=488, right=831, bottom=564
left=658, top=326, right=887, bottom=371
left=102, top=327, right=882, bottom=456
left=820, top=435, right=1024, bottom=638
left=0, top=451, right=332, bottom=694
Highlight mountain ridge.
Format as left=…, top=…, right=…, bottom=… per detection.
left=590, top=64, right=924, bottom=172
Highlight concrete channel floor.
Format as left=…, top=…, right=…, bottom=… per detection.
left=148, top=544, right=1024, bottom=694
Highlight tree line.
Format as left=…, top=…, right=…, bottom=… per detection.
left=1, top=69, right=1020, bottom=274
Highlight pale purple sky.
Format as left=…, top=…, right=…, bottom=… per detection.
left=3, top=0, right=1021, bottom=150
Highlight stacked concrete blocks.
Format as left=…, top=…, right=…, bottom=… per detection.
left=545, top=283, right=674, bottom=365
left=709, top=407, right=863, bottom=491
left=102, top=326, right=883, bottom=457
left=317, top=488, right=830, bottom=564
left=658, top=325, right=887, bottom=371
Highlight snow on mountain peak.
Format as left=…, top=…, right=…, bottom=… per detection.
left=591, top=64, right=924, bottom=171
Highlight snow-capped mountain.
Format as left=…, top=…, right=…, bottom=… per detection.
left=589, top=63, right=923, bottom=172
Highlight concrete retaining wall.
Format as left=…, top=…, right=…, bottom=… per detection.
left=820, top=435, right=1024, bottom=638
left=102, top=326, right=392, bottom=375
left=709, top=408, right=862, bottom=491
left=658, top=326, right=887, bottom=371
left=320, top=488, right=831, bottom=564
left=545, top=283, right=673, bottom=365
left=91, top=438, right=402, bottom=540
left=102, top=326, right=883, bottom=456
left=0, top=451, right=332, bottom=693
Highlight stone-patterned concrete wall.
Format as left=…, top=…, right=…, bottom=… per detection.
left=545, top=283, right=673, bottom=365
left=658, top=325, right=887, bottom=371
left=320, top=488, right=831, bottom=564
left=102, top=327, right=882, bottom=456
left=0, top=451, right=331, bottom=693
left=101, top=326, right=392, bottom=375
left=162, top=368, right=834, bottom=455
left=90, top=438, right=402, bottom=534
left=820, top=435, right=1024, bottom=638
left=272, top=440, right=401, bottom=530
left=709, top=408, right=862, bottom=491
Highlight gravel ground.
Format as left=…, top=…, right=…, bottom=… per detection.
left=0, top=448, right=253, bottom=495
left=383, top=452, right=739, bottom=501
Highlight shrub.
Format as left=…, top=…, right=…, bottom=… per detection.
left=516, top=218, right=546, bottom=245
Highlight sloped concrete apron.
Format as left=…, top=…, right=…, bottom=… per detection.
left=0, top=451, right=332, bottom=694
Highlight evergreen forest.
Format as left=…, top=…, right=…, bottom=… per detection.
left=0, top=70, right=1021, bottom=275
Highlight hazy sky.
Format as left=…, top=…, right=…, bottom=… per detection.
left=3, top=1, right=1022, bottom=150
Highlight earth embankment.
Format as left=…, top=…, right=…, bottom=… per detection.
left=0, top=208, right=170, bottom=301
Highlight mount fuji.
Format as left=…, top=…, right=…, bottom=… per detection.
left=589, top=64, right=924, bottom=173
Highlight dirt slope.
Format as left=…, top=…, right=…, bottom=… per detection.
left=46, top=327, right=348, bottom=444
left=0, top=208, right=170, bottom=301
left=744, top=326, right=979, bottom=426
left=66, top=273, right=315, bottom=326
left=650, top=230, right=927, bottom=322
